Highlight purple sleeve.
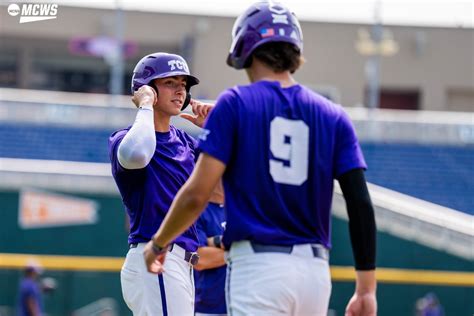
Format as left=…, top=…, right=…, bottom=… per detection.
left=23, top=282, right=35, bottom=297
left=108, top=129, right=128, bottom=174
left=333, top=110, right=367, bottom=178
left=198, top=90, right=238, bottom=164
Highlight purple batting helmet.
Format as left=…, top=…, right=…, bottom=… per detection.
left=131, top=52, right=199, bottom=110
left=227, top=1, right=303, bottom=69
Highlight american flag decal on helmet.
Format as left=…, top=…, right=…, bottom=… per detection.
left=260, top=28, right=275, bottom=38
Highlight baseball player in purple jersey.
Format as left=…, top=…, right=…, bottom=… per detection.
left=194, top=181, right=227, bottom=316
left=17, top=263, right=44, bottom=316
left=144, top=2, right=377, bottom=316
left=109, top=52, right=213, bottom=315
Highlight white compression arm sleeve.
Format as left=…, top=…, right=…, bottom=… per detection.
left=117, top=106, right=156, bottom=170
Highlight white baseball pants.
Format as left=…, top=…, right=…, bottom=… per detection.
left=121, top=243, right=195, bottom=315
left=226, top=241, right=331, bottom=316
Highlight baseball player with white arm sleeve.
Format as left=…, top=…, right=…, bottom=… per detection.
left=108, top=52, right=213, bottom=315
left=144, top=2, right=377, bottom=316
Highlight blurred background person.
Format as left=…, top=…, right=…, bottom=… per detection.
left=415, top=292, right=445, bottom=316
left=16, top=261, right=43, bottom=316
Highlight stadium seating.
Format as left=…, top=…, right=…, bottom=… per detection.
left=0, top=123, right=472, bottom=214
left=362, top=143, right=473, bottom=215
left=0, top=123, right=113, bottom=163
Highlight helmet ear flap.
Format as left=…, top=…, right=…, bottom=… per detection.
left=148, top=84, right=159, bottom=99
left=181, top=92, right=191, bottom=111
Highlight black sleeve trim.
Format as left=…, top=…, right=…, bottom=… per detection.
left=337, top=168, right=377, bottom=270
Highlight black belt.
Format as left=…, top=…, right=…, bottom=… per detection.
left=129, top=243, right=199, bottom=266
left=250, top=242, right=329, bottom=261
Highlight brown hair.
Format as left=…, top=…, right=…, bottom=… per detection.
left=249, top=42, right=304, bottom=73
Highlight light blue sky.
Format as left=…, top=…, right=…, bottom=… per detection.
left=50, top=0, right=473, bottom=28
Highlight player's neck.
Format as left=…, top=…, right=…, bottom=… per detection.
left=246, top=59, right=297, bottom=88
left=153, top=112, right=171, bottom=132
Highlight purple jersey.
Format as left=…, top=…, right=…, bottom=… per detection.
left=194, top=202, right=227, bottom=314
left=199, top=81, right=366, bottom=249
left=17, top=278, right=43, bottom=316
left=109, top=125, right=199, bottom=251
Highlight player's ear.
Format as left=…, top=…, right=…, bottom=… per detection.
left=147, top=80, right=159, bottom=97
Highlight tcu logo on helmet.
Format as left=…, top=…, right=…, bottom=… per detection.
left=269, top=3, right=288, bottom=24
left=168, top=60, right=189, bottom=73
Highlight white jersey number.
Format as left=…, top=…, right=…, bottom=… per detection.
left=269, top=117, right=309, bottom=185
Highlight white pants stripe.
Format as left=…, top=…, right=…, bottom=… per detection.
left=121, top=243, right=195, bottom=316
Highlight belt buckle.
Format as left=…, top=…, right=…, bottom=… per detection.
left=311, top=245, right=329, bottom=261
left=187, top=252, right=200, bottom=265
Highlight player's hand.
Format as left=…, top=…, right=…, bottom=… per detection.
left=132, top=85, right=157, bottom=108
left=179, top=99, right=214, bottom=127
left=345, top=292, right=377, bottom=316
left=143, top=240, right=167, bottom=274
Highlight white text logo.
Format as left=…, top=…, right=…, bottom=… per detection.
left=168, top=59, right=189, bottom=73
left=7, top=3, right=58, bottom=24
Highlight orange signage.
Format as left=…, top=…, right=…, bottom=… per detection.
left=19, top=189, right=98, bottom=228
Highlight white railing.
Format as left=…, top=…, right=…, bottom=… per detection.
left=0, top=158, right=116, bottom=194
left=0, top=88, right=203, bottom=134
left=333, top=182, right=474, bottom=260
